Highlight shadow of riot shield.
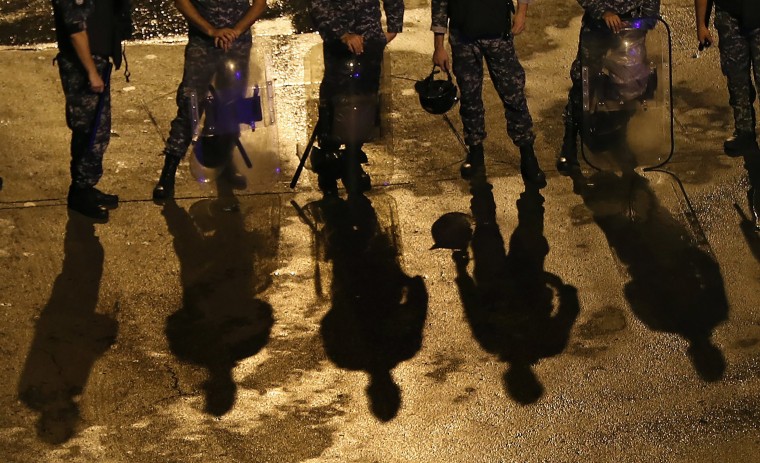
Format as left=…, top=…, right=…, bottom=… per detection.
left=300, top=41, right=394, bottom=190
left=189, top=44, right=280, bottom=193
left=580, top=17, right=673, bottom=172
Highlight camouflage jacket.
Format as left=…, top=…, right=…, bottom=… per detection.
left=577, top=0, right=660, bottom=20
left=188, top=0, right=252, bottom=37
left=310, top=0, right=404, bottom=42
left=431, top=0, right=530, bottom=34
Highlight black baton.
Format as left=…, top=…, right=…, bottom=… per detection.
left=88, top=62, right=113, bottom=153
left=289, top=122, right=320, bottom=189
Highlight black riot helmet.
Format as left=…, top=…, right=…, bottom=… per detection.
left=415, top=66, right=459, bottom=115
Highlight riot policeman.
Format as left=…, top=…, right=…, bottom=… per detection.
left=152, top=0, right=267, bottom=201
left=555, top=0, right=660, bottom=174
left=430, top=0, right=546, bottom=187
left=308, top=0, right=404, bottom=196
left=52, top=0, right=132, bottom=221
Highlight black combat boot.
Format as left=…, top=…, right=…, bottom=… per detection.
left=460, top=144, right=485, bottom=179
left=317, top=173, right=339, bottom=197
left=519, top=145, right=547, bottom=188
left=153, top=156, right=181, bottom=201
left=724, top=131, right=759, bottom=157
left=556, top=127, right=580, bottom=175
left=342, top=149, right=371, bottom=197
left=68, top=185, right=108, bottom=221
left=222, top=164, right=248, bottom=190
left=311, top=146, right=343, bottom=180
left=311, top=145, right=343, bottom=197
left=91, top=187, right=118, bottom=209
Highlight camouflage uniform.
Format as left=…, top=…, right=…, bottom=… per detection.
left=431, top=0, right=534, bottom=148
left=562, top=0, right=660, bottom=140
left=713, top=3, right=760, bottom=136
left=310, top=0, right=404, bottom=44
left=163, top=0, right=254, bottom=161
left=52, top=0, right=130, bottom=189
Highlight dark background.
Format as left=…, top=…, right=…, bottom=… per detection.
left=0, top=0, right=314, bottom=46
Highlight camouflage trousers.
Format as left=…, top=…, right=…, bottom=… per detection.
left=449, top=30, right=535, bottom=148
left=164, top=36, right=252, bottom=160
left=714, top=9, right=760, bottom=135
left=57, top=53, right=112, bottom=189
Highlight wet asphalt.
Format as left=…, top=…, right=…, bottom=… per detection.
left=1, top=0, right=760, bottom=462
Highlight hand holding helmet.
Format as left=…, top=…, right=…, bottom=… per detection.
left=414, top=66, right=459, bottom=115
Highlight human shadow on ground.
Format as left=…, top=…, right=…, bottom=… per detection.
left=448, top=173, right=580, bottom=404
left=568, top=168, right=729, bottom=381
left=162, top=190, right=274, bottom=416
left=18, top=211, right=117, bottom=444
left=306, top=194, right=428, bottom=421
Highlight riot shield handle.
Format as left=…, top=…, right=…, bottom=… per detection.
left=206, top=84, right=253, bottom=169
left=236, top=85, right=264, bottom=130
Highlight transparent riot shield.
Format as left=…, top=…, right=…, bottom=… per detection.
left=189, top=44, right=280, bottom=193
left=580, top=17, right=673, bottom=171
left=299, top=41, right=394, bottom=192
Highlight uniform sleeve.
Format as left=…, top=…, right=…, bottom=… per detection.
left=431, top=0, right=449, bottom=34
left=640, top=0, right=660, bottom=17
left=576, top=0, right=607, bottom=19
left=54, top=0, right=92, bottom=34
left=309, top=0, right=347, bottom=41
left=383, top=0, right=404, bottom=33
